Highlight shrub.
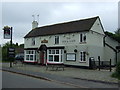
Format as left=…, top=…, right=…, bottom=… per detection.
left=112, top=61, right=120, bottom=80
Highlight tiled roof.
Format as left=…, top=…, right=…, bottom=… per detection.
left=24, top=16, right=99, bottom=38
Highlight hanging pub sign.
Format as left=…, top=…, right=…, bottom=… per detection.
left=3, top=26, right=11, bottom=39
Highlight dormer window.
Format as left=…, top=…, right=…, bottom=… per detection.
left=32, top=38, right=35, bottom=45
left=55, top=36, right=59, bottom=44
left=80, top=33, right=86, bottom=43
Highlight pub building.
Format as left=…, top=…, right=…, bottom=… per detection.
left=24, top=16, right=120, bottom=67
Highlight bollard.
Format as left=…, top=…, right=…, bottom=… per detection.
left=98, top=56, right=100, bottom=71
left=110, top=59, right=112, bottom=72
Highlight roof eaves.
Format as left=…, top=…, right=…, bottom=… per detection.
left=24, top=29, right=89, bottom=38
left=24, top=16, right=98, bottom=38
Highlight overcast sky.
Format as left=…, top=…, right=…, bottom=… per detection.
left=0, top=0, right=119, bottom=45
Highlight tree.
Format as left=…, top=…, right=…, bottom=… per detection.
left=19, top=44, right=24, bottom=48
left=16, top=43, right=18, bottom=46
left=2, top=42, right=24, bottom=62
left=111, top=29, right=120, bottom=87
left=112, top=61, right=120, bottom=80
left=115, top=28, right=120, bottom=35
left=105, top=29, right=120, bottom=43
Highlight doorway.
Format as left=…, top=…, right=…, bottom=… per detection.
left=40, top=51, right=46, bottom=65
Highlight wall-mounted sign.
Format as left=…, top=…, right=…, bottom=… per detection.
left=66, top=53, right=76, bottom=61
left=41, top=39, right=48, bottom=43
left=62, top=40, right=76, bottom=43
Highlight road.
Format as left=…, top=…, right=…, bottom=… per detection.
left=2, top=70, right=118, bottom=89
left=2, top=71, right=78, bottom=88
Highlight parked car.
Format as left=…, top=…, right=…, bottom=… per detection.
left=15, top=53, right=24, bottom=62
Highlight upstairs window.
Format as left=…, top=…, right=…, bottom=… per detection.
left=32, top=38, right=35, bottom=45
left=80, top=33, right=86, bottom=43
left=55, top=36, right=59, bottom=44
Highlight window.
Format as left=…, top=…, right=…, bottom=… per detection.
left=49, top=50, right=52, bottom=54
left=48, top=49, right=63, bottom=63
left=25, top=50, right=37, bottom=61
left=54, top=55, right=59, bottom=62
left=80, top=51, right=86, bottom=62
left=80, top=33, right=86, bottom=43
left=26, top=55, right=29, bottom=60
left=52, top=50, right=55, bottom=54
left=30, top=55, right=33, bottom=60
left=56, top=50, right=59, bottom=54
left=32, top=38, right=35, bottom=45
left=49, top=55, right=53, bottom=61
left=55, top=36, right=59, bottom=44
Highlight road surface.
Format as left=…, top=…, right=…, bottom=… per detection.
left=2, top=70, right=118, bottom=89
left=2, top=71, right=78, bottom=88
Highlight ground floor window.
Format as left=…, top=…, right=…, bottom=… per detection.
left=80, top=51, right=86, bottom=62
left=25, top=50, right=37, bottom=61
left=47, top=49, right=63, bottom=63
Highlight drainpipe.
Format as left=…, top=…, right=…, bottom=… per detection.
left=115, top=51, right=117, bottom=65
left=103, top=35, right=106, bottom=47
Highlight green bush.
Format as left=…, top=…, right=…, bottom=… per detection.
left=112, top=61, right=120, bottom=80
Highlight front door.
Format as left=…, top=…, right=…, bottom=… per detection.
left=40, top=51, right=45, bottom=65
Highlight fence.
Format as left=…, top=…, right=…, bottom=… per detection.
left=89, top=56, right=112, bottom=72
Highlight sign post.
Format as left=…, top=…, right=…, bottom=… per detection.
left=8, top=47, right=15, bottom=67
left=10, top=27, right=13, bottom=67
left=3, top=26, right=14, bottom=67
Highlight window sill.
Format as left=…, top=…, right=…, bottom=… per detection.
left=79, top=42, right=86, bottom=44
left=79, top=61, right=87, bottom=63
left=54, top=44, right=59, bottom=45
left=66, top=60, right=76, bottom=62
left=47, top=62, right=63, bottom=64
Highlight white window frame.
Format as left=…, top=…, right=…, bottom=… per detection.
left=47, top=49, right=63, bottom=63
left=80, top=33, right=86, bottom=43
left=55, top=36, right=59, bottom=44
left=25, top=50, right=37, bottom=61
left=79, top=51, right=86, bottom=62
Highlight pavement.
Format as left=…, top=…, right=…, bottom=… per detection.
left=1, top=62, right=119, bottom=85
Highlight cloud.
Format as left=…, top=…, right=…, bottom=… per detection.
left=1, top=1, right=118, bottom=45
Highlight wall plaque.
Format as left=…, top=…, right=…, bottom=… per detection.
left=41, top=39, right=48, bottom=43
